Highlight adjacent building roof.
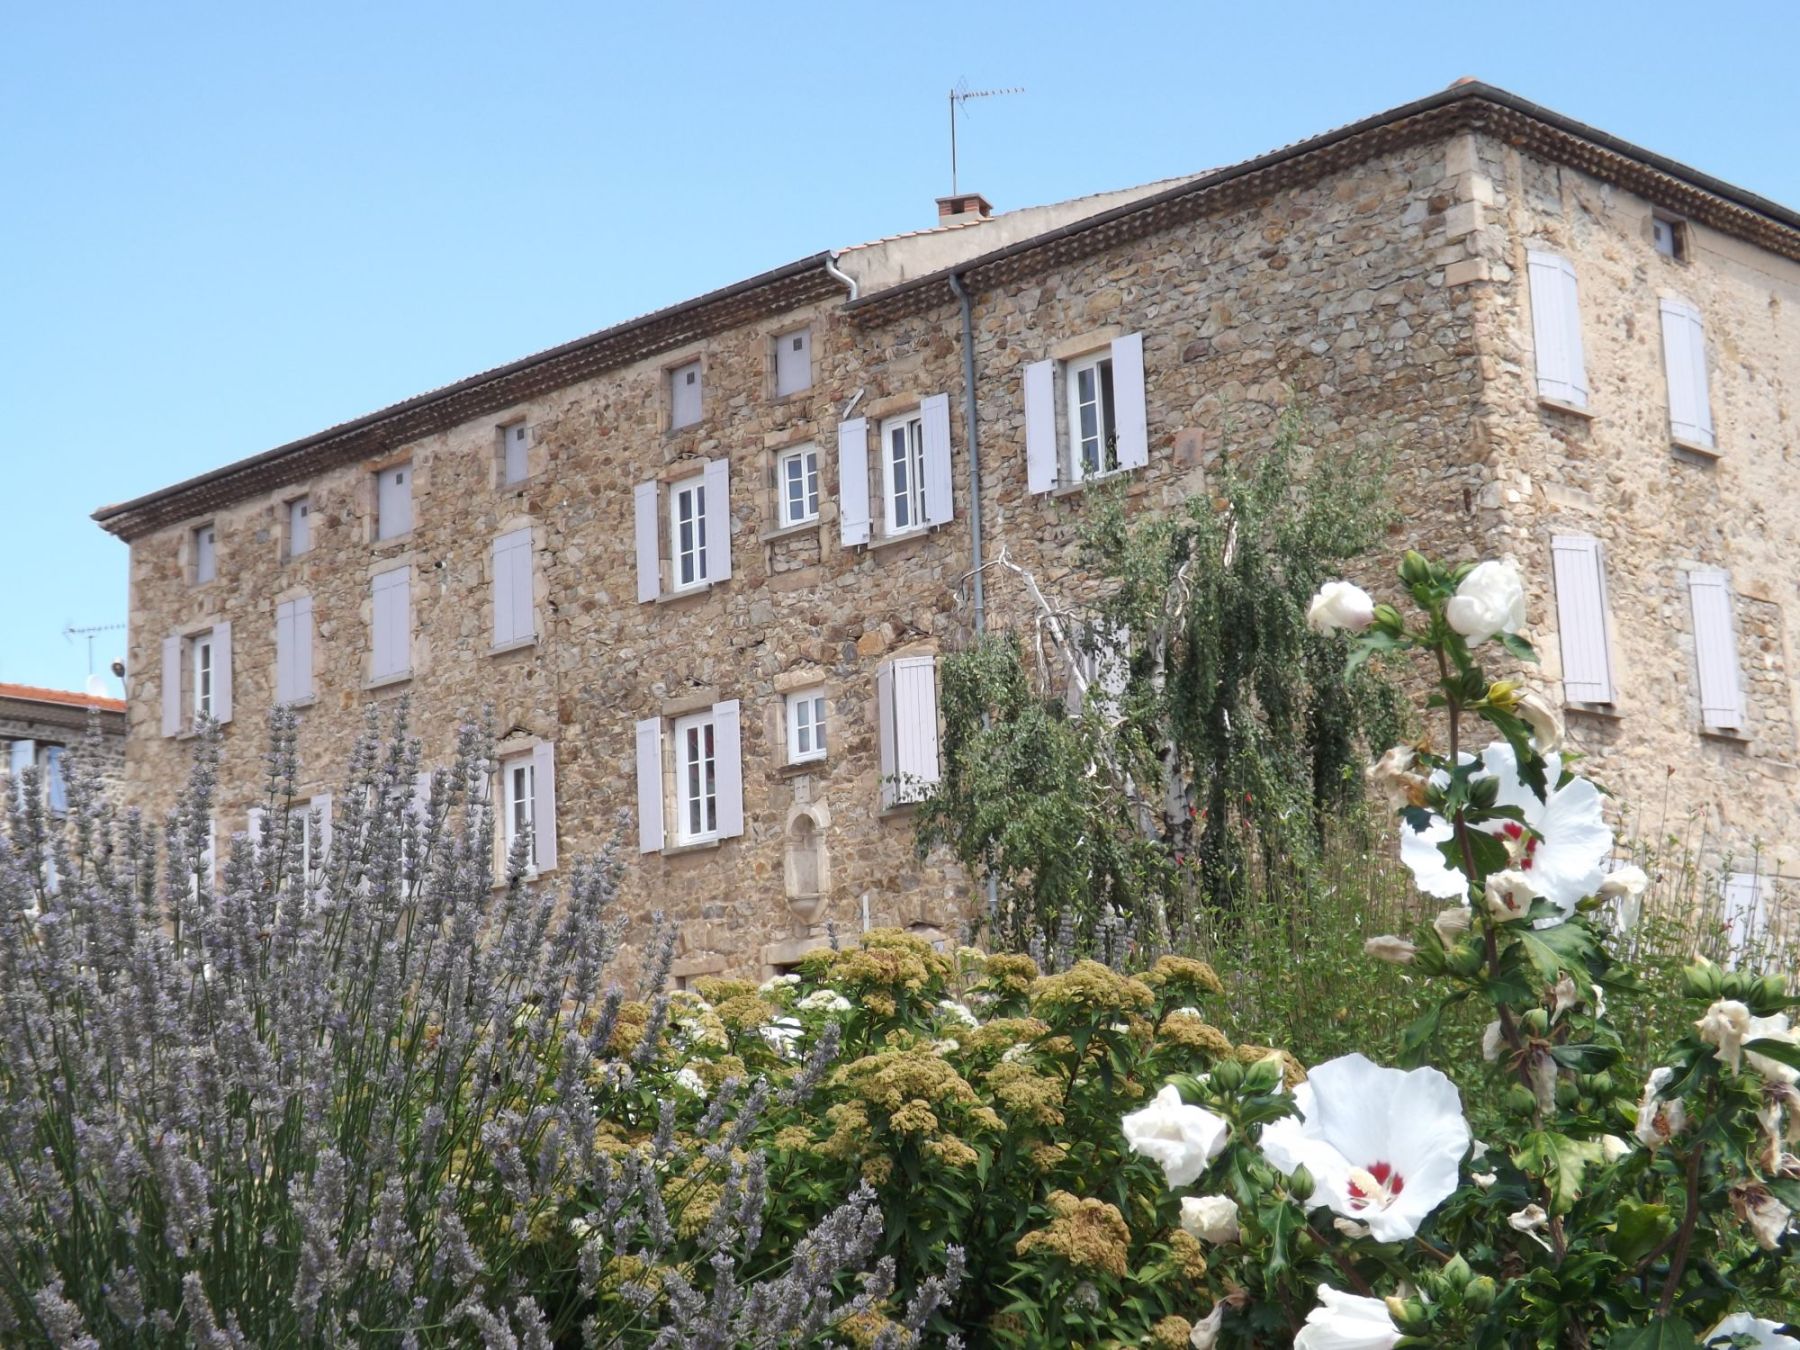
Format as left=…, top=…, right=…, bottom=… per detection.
left=93, top=80, right=1800, bottom=542
left=0, top=684, right=129, bottom=738
left=0, top=682, right=127, bottom=713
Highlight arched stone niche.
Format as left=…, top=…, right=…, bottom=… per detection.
left=783, top=800, right=831, bottom=922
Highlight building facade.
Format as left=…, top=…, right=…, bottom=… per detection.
left=2, top=683, right=128, bottom=818
left=96, top=83, right=1800, bottom=974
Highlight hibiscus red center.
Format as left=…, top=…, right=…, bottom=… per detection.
left=1347, top=1160, right=1406, bottom=1210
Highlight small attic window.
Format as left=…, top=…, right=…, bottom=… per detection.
left=1652, top=214, right=1688, bottom=262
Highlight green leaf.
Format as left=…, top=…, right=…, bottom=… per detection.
left=1498, top=631, right=1539, bottom=665
left=1260, top=1199, right=1307, bottom=1279
left=1399, top=1002, right=1446, bottom=1068
left=1744, top=1036, right=1800, bottom=1073
left=1608, top=1198, right=1675, bottom=1269
left=1549, top=1042, right=1621, bottom=1073
left=1515, top=1130, right=1604, bottom=1212
left=1604, top=1319, right=1700, bottom=1350
left=1517, top=921, right=1598, bottom=984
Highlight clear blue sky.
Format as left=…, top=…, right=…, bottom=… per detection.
left=4, top=1, right=1796, bottom=695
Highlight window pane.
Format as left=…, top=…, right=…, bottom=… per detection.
left=805, top=451, right=820, bottom=515
left=1098, top=359, right=1117, bottom=468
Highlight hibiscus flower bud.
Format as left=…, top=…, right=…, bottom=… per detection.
left=1465, top=1275, right=1498, bottom=1313
left=1483, top=870, right=1541, bottom=924
left=1445, top=559, right=1527, bottom=645
left=1480, top=1020, right=1504, bottom=1063
left=1242, top=1055, right=1285, bottom=1095
left=1179, top=1194, right=1241, bottom=1245
left=1287, top=1163, right=1315, bottom=1202
left=1513, top=689, right=1564, bottom=754
left=1399, top=550, right=1433, bottom=587
left=1307, top=581, right=1376, bottom=635
left=1431, top=906, right=1472, bottom=949
left=1363, top=935, right=1416, bottom=965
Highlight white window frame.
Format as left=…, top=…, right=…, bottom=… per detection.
left=1652, top=215, right=1687, bottom=262
left=880, top=412, right=927, bottom=537
left=192, top=632, right=215, bottom=720
left=774, top=327, right=812, bottom=397
left=375, top=463, right=413, bottom=541
left=1064, top=350, right=1119, bottom=481
left=673, top=709, right=719, bottom=845
left=777, top=444, right=820, bottom=526
left=286, top=497, right=312, bottom=557
left=193, top=524, right=217, bottom=584
left=786, top=689, right=827, bottom=764
left=669, top=359, right=702, bottom=430
left=501, top=422, right=531, bottom=485
left=501, top=754, right=537, bottom=871
left=1721, top=871, right=1769, bottom=969
left=43, top=745, right=67, bottom=815
left=670, top=475, right=709, bottom=591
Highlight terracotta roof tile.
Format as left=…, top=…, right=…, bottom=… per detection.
left=0, top=682, right=127, bottom=713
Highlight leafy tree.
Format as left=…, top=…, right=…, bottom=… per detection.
left=918, top=405, right=1404, bottom=948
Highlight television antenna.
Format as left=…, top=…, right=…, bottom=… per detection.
left=949, top=79, right=1024, bottom=196
left=63, top=621, right=125, bottom=676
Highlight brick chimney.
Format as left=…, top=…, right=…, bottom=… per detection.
left=935, top=192, right=994, bottom=225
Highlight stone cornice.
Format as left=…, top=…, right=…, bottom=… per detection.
left=846, top=83, right=1800, bottom=325
left=93, top=255, right=846, bottom=542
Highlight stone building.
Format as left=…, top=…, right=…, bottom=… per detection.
left=2, top=683, right=128, bottom=814
left=94, top=82, right=1800, bottom=973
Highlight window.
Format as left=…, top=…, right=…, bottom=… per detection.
left=492, top=529, right=535, bottom=647
left=276, top=596, right=315, bottom=704
left=1652, top=214, right=1687, bottom=261
left=161, top=626, right=232, bottom=735
left=43, top=746, right=66, bottom=814
left=786, top=690, right=827, bottom=763
left=376, top=463, right=412, bottom=540
left=635, top=461, right=732, bottom=602
left=287, top=497, right=312, bottom=556
left=778, top=445, right=820, bottom=526
left=775, top=328, right=812, bottom=396
left=7, top=739, right=32, bottom=807
left=371, top=566, right=411, bottom=681
left=1023, top=334, right=1149, bottom=493
left=1066, top=351, right=1119, bottom=479
left=881, top=413, right=927, bottom=535
left=502, top=756, right=536, bottom=869
left=1550, top=535, right=1616, bottom=705
left=670, top=359, right=702, bottom=430
left=674, top=711, right=719, bottom=844
left=192, top=524, right=217, bottom=583
left=877, top=656, right=941, bottom=809
left=501, top=423, right=531, bottom=485
left=192, top=632, right=216, bottom=719
left=1525, top=251, right=1588, bottom=409
left=1721, top=872, right=1769, bottom=969
left=1659, top=298, right=1716, bottom=452
left=1687, top=569, right=1744, bottom=732
left=634, top=702, right=743, bottom=853
left=670, top=476, right=709, bottom=590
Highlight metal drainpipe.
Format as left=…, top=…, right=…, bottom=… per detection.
left=949, top=271, right=984, bottom=635
left=949, top=270, right=1000, bottom=930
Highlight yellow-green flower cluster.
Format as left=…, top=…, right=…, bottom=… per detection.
left=1014, top=1190, right=1133, bottom=1278
left=1157, top=1010, right=1234, bottom=1059
left=1151, top=1314, right=1195, bottom=1349
left=1143, top=955, right=1225, bottom=1002
left=1028, top=960, right=1155, bottom=1022
left=981, top=953, right=1041, bottom=998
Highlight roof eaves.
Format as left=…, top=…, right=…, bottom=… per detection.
left=846, top=81, right=1800, bottom=323
left=94, top=251, right=846, bottom=541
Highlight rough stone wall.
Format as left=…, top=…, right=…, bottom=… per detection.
left=1, top=708, right=126, bottom=805
left=121, top=125, right=1800, bottom=974
left=1464, top=132, right=1800, bottom=880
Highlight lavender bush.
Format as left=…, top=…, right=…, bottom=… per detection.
left=0, top=707, right=941, bottom=1347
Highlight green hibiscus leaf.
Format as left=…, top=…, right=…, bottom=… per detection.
left=1744, top=1036, right=1800, bottom=1073
left=1498, top=631, right=1539, bottom=665
left=1518, top=921, right=1598, bottom=983
left=1604, top=1319, right=1700, bottom=1350
left=1549, top=1042, right=1621, bottom=1073
left=1515, top=1130, right=1604, bottom=1212
left=1608, top=1198, right=1675, bottom=1269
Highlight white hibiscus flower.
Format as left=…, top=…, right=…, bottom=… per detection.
left=1260, top=1053, right=1470, bottom=1243
left=1397, top=742, right=1610, bottom=924
left=1705, top=1313, right=1800, bottom=1349
left=1121, top=1084, right=1230, bottom=1188
left=1293, top=1284, right=1402, bottom=1350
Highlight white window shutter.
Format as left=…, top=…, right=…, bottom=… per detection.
left=837, top=418, right=870, bottom=546
left=492, top=529, right=533, bottom=645
left=882, top=656, right=940, bottom=806
left=276, top=597, right=314, bottom=703
left=712, top=699, right=744, bottom=839
left=1721, top=872, right=1767, bottom=968
left=1527, top=251, right=1588, bottom=408
left=704, top=457, right=732, bottom=582
left=246, top=806, right=266, bottom=854
left=213, top=622, right=233, bottom=724
left=1023, top=359, right=1057, bottom=493
left=634, top=481, right=660, bottom=603
left=1550, top=535, right=1615, bottom=704
left=634, top=717, right=664, bottom=853
left=1660, top=298, right=1715, bottom=450
left=371, top=567, right=411, bottom=679
left=1110, top=333, right=1149, bottom=471
left=295, top=597, right=314, bottom=701
left=509, top=533, right=533, bottom=642
left=530, top=741, right=557, bottom=871
left=1688, top=570, right=1745, bottom=731
left=161, top=635, right=182, bottom=736
left=876, top=662, right=898, bottom=809
left=312, top=793, right=333, bottom=866
left=919, top=393, right=954, bottom=526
